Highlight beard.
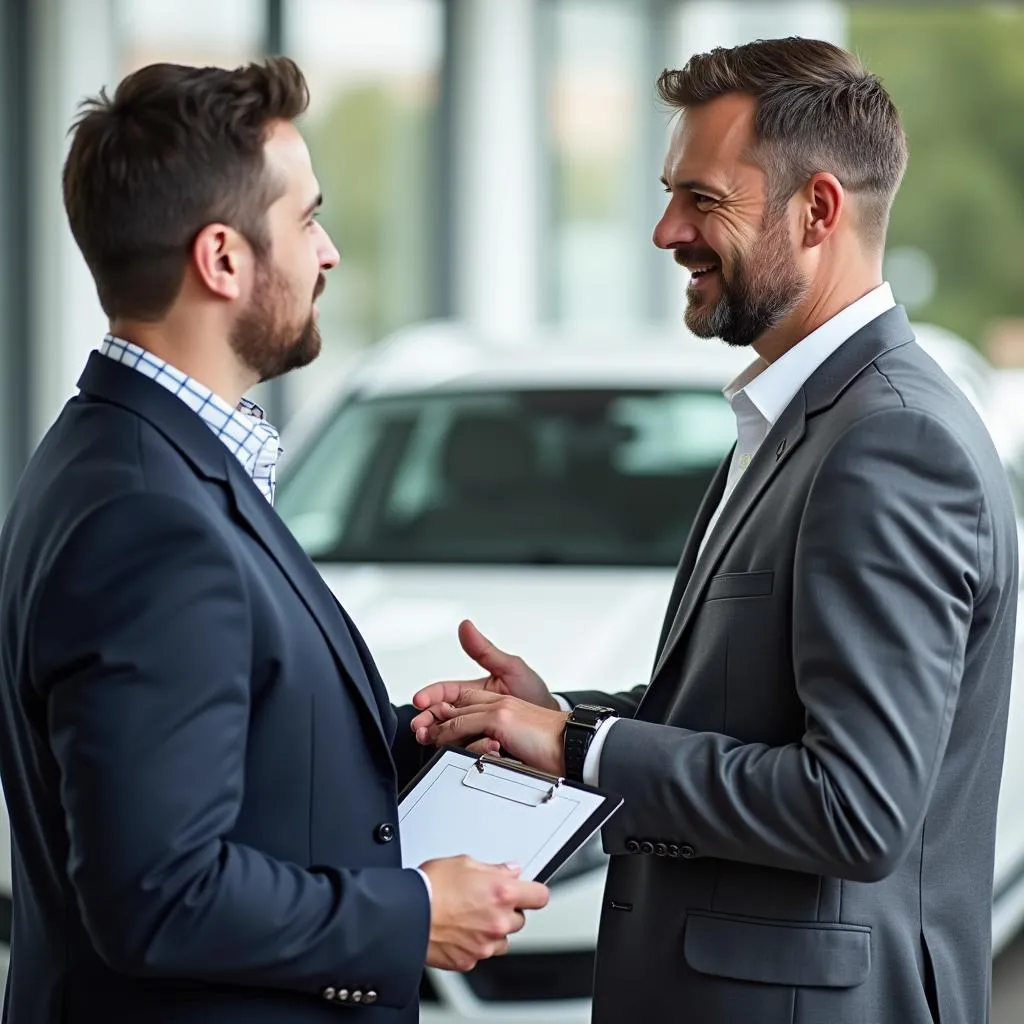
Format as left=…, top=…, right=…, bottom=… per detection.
left=682, top=205, right=808, bottom=349
left=229, top=261, right=323, bottom=383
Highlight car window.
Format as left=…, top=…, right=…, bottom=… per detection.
left=276, top=388, right=735, bottom=567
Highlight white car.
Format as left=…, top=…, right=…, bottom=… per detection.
left=273, top=319, right=1024, bottom=1023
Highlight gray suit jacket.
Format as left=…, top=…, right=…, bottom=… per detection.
left=566, top=307, right=1018, bottom=1024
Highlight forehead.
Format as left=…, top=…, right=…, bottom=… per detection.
left=664, top=92, right=759, bottom=183
left=263, top=119, right=319, bottom=200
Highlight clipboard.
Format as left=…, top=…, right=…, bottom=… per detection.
left=398, top=747, right=623, bottom=883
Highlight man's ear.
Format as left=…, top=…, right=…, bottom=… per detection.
left=801, top=172, right=844, bottom=249
left=191, top=223, right=248, bottom=300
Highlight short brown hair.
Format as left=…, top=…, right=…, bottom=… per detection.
left=62, top=57, right=310, bottom=321
left=657, top=37, right=907, bottom=250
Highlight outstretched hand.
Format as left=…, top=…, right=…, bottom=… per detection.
left=410, top=620, right=559, bottom=742
left=415, top=689, right=569, bottom=778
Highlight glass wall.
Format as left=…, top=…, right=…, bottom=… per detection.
left=19, top=0, right=1024, bottom=450
left=117, top=0, right=265, bottom=69
left=114, top=0, right=444, bottom=417
left=541, top=0, right=846, bottom=330
left=284, top=0, right=445, bottom=407
left=850, top=5, right=1024, bottom=361
left=543, top=0, right=659, bottom=326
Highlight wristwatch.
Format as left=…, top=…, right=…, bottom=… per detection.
left=563, top=703, right=618, bottom=782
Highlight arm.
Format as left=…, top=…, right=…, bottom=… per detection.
left=33, top=493, right=428, bottom=1006
left=598, top=408, right=991, bottom=881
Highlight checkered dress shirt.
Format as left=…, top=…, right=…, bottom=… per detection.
left=99, top=335, right=283, bottom=505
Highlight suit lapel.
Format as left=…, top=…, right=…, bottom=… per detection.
left=651, top=448, right=732, bottom=661
left=75, top=354, right=390, bottom=750
left=649, top=391, right=807, bottom=683
left=224, top=461, right=388, bottom=745
left=645, top=304, right=917, bottom=689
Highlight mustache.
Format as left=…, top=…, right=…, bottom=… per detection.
left=674, top=247, right=720, bottom=268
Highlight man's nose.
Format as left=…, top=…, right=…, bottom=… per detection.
left=317, top=223, right=341, bottom=270
left=653, top=208, right=700, bottom=250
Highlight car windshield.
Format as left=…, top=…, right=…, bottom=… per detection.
left=276, top=387, right=736, bottom=567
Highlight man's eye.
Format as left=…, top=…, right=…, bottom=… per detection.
left=693, top=193, right=717, bottom=208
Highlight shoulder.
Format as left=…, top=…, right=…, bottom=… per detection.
left=821, top=340, right=1008, bottom=497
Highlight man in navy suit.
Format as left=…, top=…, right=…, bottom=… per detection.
left=0, top=57, right=547, bottom=1023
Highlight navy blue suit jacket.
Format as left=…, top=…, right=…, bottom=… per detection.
left=0, top=353, right=432, bottom=1022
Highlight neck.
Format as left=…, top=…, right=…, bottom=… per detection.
left=108, top=318, right=256, bottom=408
left=752, top=258, right=883, bottom=364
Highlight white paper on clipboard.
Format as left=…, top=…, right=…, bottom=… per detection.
left=398, top=748, right=621, bottom=882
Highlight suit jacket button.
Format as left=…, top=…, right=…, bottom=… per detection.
left=364, top=991, right=378, bottom=1004
left=679, top=844, right=696, bottom=859
left=654, top=843, right=668, bottom=857
left=321, top=987, right=336, bottom=1000
left=667, top=844, right=681, bottom=858
left=374, top=823, right=396, bottom=844
left=352, top=990, right=363, bottom=1003
left=640, top=841, right=654, bottom=855
left=337, top=988, right=349, bottom=1002
left=625, top=838, right=641, bottom=854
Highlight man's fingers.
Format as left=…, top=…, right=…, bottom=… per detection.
left=466, top=737, right=502, bottom=756
left=409, top=708, right=437, bottom=734
left=414, top=689, right=507, bottom=736
left=506, top=909, right=527, bottom=935
left=410, top=698, right=462, bottom=734
left=415, top=691, right=515, bottom=746
left=430, top=710, right=498, bottom=747
left=510, top=879, right=550, bottom=911
left=412, top=678, right=488, bottom=711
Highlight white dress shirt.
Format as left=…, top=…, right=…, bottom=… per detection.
left=563, top=283, right=897, bottom=784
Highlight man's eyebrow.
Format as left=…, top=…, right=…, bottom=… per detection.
left=300, top=193, right=323, bottom=220
left=660, top=175, right=720, bottom=195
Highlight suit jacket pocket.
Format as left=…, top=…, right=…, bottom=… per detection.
left=683, top=911, right=871, bottom=988
left=705, top=569, right=774, bottom=602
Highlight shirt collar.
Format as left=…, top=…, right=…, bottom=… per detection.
left=98, top=335, right=283, bottom=504
left=724, top=282, right=896, bottom=426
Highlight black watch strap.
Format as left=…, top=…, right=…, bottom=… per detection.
left=563, top=703, right=617, bottom=782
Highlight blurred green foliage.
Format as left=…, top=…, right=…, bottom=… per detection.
left=303, top=83, right=438, bottom=346
left=851, top=5, right=1024, bottom=346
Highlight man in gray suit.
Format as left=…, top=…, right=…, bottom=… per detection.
left=410, top=37, right=1019, bottom=1024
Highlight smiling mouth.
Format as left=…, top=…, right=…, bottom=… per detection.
left=688, top=264, right=718, bottom=280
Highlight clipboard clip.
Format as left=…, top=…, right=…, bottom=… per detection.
left=474, top=752, right=564, bottom=803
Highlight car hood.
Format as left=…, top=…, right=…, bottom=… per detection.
left=318, top=564, right=676, bottom=705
